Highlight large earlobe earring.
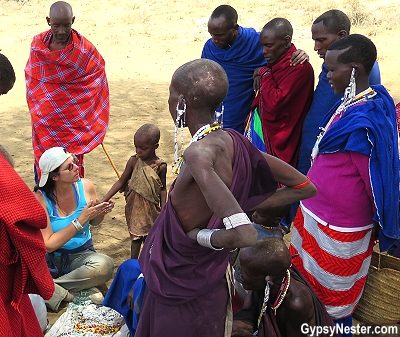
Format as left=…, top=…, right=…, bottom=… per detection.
left=172, top=99, right=186, bottom=174
left=213, top=103, right=224, bottom=126
left=175, top=99, right=186, bottom=128
left=343, top=67, right=357, bottom=103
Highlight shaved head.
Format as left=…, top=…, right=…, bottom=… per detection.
left=49, top=1, right=73, bottom=17
left=246, top=237, right=292, bottom=279
left=46, top=1, right=75, bottom=48
left=239, top=237, right=292, bottom=290
left=171, top=59, right=228, bottom=112
left=210, top=5, right=238, bottom=27
left=314, top=9, right=350, bottom=34
left=135, top=123, right=160, bottom=144
left=262, top=18, right=293, bottom=39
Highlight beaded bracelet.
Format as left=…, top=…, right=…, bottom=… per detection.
left=196, top=229, right=223, bottom=250
left=290, top=176, right=311, bottom=189
left=72, top=218, right=83, bottom=232
left=223, top=213, right=251, bottom=230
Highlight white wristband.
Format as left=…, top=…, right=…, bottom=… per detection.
left=72, top=218, right=83, bottom=232
left=223, top=213, right=251, bottom=230
left=196, top=229, right=223, bottom=250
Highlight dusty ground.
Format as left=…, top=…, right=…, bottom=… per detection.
left=1, top=0, right=400, bottom=328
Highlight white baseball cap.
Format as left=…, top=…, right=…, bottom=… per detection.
left=39, top=147, right=72, bottom=187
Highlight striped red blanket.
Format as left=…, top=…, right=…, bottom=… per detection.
left=25, top=29, right=109, bottom=175
left=290, top=205, right=374, bottom=320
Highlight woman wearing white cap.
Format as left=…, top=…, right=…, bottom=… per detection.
left=34, top=146, right=115, bottom=312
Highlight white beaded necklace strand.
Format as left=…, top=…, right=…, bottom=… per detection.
left=172, top=123, right=221, bottom=174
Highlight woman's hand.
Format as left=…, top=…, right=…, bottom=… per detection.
left=78, top=199, right=114, bottom=224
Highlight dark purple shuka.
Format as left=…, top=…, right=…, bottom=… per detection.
left=136, top=129, right=278, bottom=336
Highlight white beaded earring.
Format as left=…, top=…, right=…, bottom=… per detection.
left=343, top=67, right=357, bottom=104
left=172, top=99, right=186, bottom=174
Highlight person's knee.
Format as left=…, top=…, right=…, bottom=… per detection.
left=92, top=254, right=114, bottom=282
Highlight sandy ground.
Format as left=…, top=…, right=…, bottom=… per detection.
left=1, top=0, right=400, bottom=329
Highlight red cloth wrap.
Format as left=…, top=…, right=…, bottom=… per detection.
left=0, top=155, right=54, bottom=336
left=25, top=29, right=110, bottom=175
left=258, top=44, right=314, bottom=167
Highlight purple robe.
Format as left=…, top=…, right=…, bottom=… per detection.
left=136, top=129, right=278, bottom=336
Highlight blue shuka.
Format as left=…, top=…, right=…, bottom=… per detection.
left=202, top=26, right=266, bottom=133
left=103, top=259, right=146, bottom=336
left=297, top=61, right=381, bottom=175
left=317, top=84, right=399, bottom=251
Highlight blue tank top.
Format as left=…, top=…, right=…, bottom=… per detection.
left=42, top=179, right=92, bottom=250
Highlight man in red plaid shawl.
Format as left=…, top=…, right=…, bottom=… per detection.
left=25, top=1, right=110, bottom=183
left=0, top=146, right=54, bottom=336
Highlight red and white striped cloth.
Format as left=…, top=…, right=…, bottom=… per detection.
left=289, top=204, right=374, bottom=319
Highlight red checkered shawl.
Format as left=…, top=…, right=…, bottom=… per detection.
left=0, top=155, right=54, bottom=333
left=25, top=29, right=109, bottom=169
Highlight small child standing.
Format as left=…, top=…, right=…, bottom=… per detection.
left=102, top=124, right=167, bottom=258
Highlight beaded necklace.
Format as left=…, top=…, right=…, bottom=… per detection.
left=311, top=87, right=376, bottom=163
left=255, top=269, right=291, bottom=333
left=271, top=269, right=291, bottom=314
left=259, top=224, right=286, bottom=235
left=171, top=124, right=221, bottom=175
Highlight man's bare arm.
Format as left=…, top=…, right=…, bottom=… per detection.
left=184, top=142, right=257, bottom=249
left=251, top=153, right=317, bottom=211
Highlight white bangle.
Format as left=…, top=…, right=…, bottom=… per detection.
left=196, top=229, right=223, bottom=250
left=223, top=213, right=251, bottom=230
left=71, top=218, right=83, bottom=232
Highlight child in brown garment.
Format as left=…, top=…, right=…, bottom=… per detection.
left=102, top=124, right=167, bottom=258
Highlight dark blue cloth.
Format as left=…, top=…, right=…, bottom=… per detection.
left=297, top=61, right=381, bottom=175
left=333, top=315, right=353, bottom=337
left=45, top=239, right=95, bottom=278
left=202, top=26, right=266, bottom=133
left=103, top=259, right=146, bottom=337
left=318, top=84, right=399, bottom=252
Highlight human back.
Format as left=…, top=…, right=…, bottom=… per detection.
left=171, top=129, right=234, bottom=232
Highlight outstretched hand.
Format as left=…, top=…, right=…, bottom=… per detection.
left=79, top=199, right=114, bottom=223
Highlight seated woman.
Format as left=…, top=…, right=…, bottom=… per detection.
left=34, top=147, right=115, bottom=312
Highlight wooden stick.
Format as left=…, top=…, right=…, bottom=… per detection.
left=101, top=143, right=121, bottom=178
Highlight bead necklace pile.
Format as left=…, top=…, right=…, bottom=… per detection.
left=49, top=299, right=124, bottom=336
left=311, top=87, right=376, bottom=163
left=171, top=123, right=221, bottom=175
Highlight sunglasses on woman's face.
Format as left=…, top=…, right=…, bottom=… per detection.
left=60, top=154, right=78, bottom=171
